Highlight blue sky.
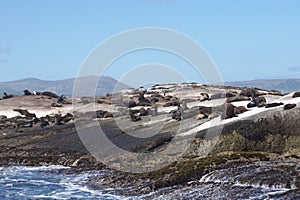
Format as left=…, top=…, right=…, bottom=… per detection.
left=0, top=0, right=300, bottom=85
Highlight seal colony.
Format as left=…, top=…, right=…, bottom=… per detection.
left=1, top=83, right=300, bottom=197
left=0, top=84, right=299, bottom=133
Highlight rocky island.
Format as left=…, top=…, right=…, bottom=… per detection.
left=0, top=83, right=300, bottom=199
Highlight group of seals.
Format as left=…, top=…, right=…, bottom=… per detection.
left=247, top=96, right=266, bottom=108
left=96, top=110, right=113, bottom=118
left=0, top=109, right=74, bottom=130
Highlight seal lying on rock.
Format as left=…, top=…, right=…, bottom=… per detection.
left=51, top=103, right=63, bottom=107
left=163, top=97, right=180, bottom=107
left=13, top=109, right=36, bottom=119
left=240, top=88, right=258, bottom=98
left=138, top=90, right=151, bottom=106
left=129, top=109, right=141, bottom=122
left=199, top=93, right=210, bottom=102
left=127, top=99, right=137, bottom=108
left=265, top=102, right=284, bottom=108
left=2, top=92, right=14, bottom=99
left=171, top=105, right=182, bottom=121
left=96, top=110, right=113, bottom=118
left=227, top=96, right=251, bottom=103
left=283, top=103, right=297, bottom=110
left=210, top=93, right=225, bottom=100
left=247, top=96, right=266, bottom=108
left=222, top=103, right=237, bottom=119
left=234, top=106, right=248, bottom=114
left=292, top=92, right=300, bottom=98
left=139, top=108, right=149, bottom=116
left=221, top=103, right=248, bottom=119
left=23, top=89, right=32, bottom=96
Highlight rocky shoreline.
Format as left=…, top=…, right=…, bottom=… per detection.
left=0, top=84, right=300, bottom=197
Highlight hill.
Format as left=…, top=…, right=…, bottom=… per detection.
left=226, top=79, right=300, bottom=93
left=0, top=76, right=130, bottom=97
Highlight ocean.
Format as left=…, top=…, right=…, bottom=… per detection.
left=0, top=163, right=298, bottom=200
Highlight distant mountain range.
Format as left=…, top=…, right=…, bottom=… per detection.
left=0, top=77, right=299, bottom=97
left=226, top=79, right=300, bottom=93
left=0, top=76, right=131, bottom=97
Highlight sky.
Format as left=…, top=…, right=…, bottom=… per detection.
left=0, top=0, right=300, bottom=86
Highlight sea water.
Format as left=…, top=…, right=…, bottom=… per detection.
left=0, top=165, right=121, bottom=200
left=0, top=164, right=298, bottom=200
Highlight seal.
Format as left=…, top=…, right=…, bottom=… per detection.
left=292, top=92, right=300, bottom=98
left=199, top=92, right=210, bottom=102
left=265, top=102, right=284, bottom=108
left=247, top=96, right=266, bottom=108
left=283, top=103, right=297, bottom=110
left=129, top=109, right=141, bottom=122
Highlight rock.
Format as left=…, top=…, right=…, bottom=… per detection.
left=283, top=103, right=297, bottom=110
left=151, top=103, right=158, bottom=116
left=180, top=100, right=188, bottom=110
